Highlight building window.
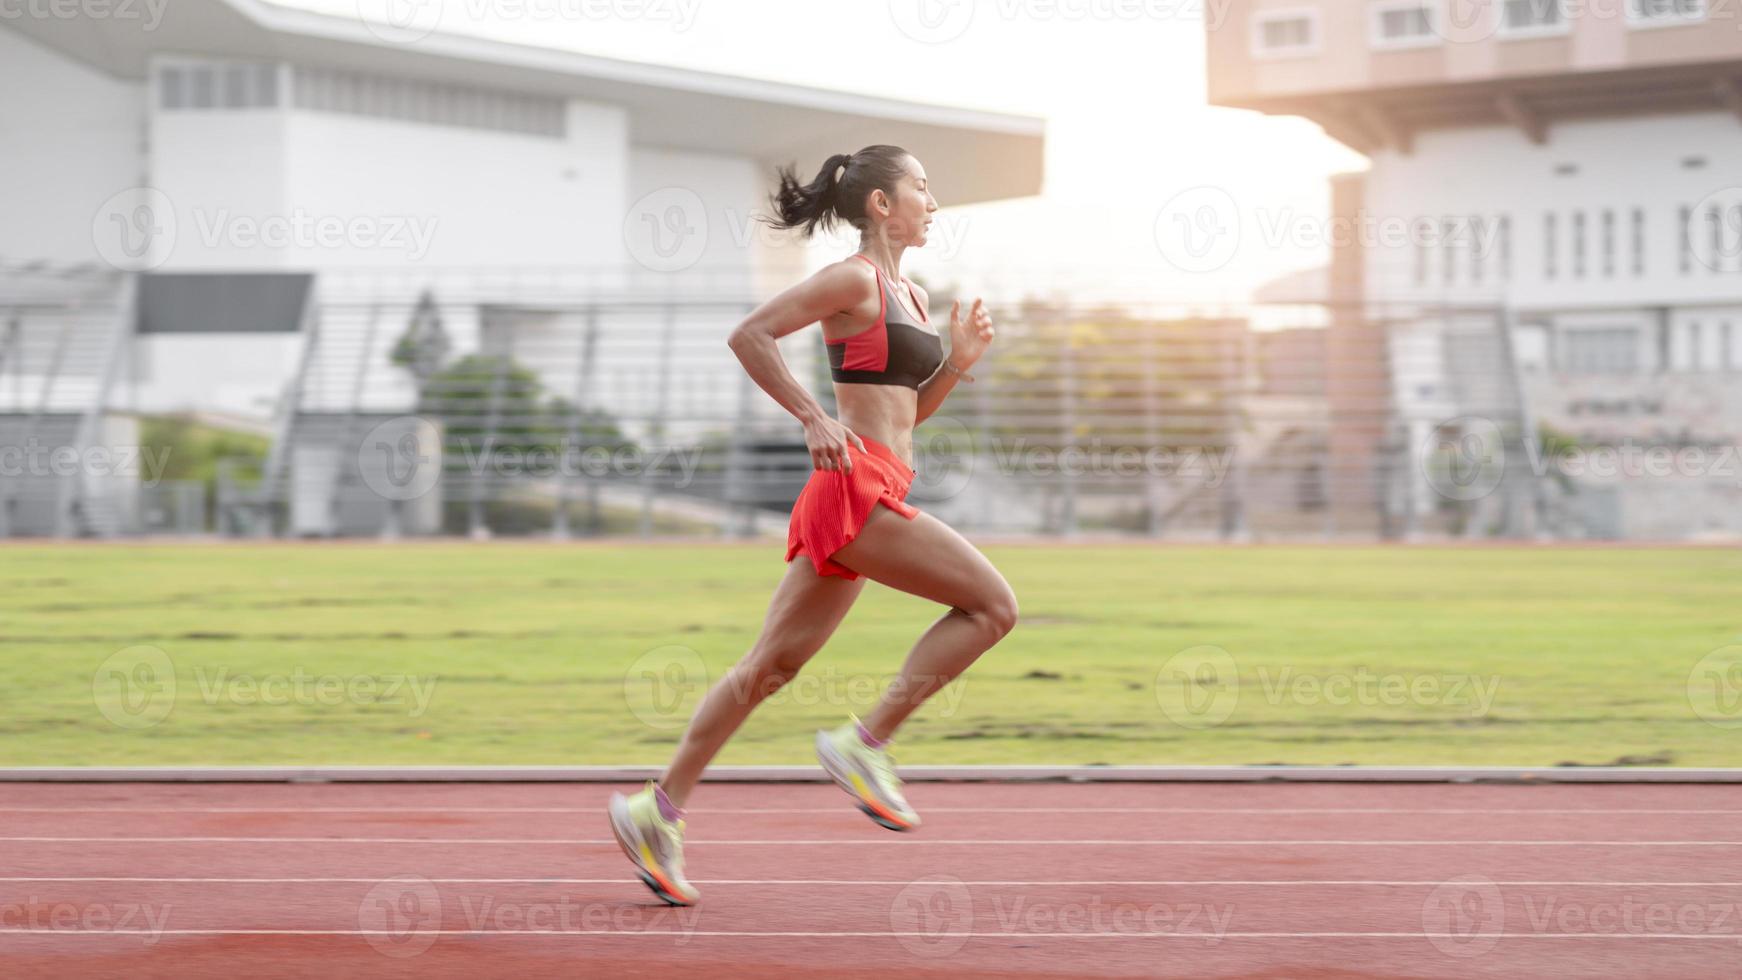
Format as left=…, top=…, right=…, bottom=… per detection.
left=1628, top=0, right=1706, bottom=26
left=1544, top=212, right=1559, bottom=280
left=1371, top=2, right=1439, bottom=48
left=1572, top=211, right=1587, bottom=278
left=158, top=62, right=279, bottom=110
left=1601, top=210, right=1615, bottom=278
left=1500, top=0, right=1570, bottom=37
left=1679, top=205, right=1693, bottom=274
left=1251, top=9, right=1320, bottom=58
left=291, top=67, right=567, bottom=138
left=1562, top=327, right=1640, bottom=374
left=1631, top=208, right=1646, bottom=276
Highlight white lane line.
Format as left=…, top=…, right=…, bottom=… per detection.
left=1, top=929, right=1738, bottom=940
left=3, top=877, right=1739, bottom=887
left=3, top=837, right=1739, bottom=846
left=0, top=807, right=1736, bottom=815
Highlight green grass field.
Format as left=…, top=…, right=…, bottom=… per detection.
left=5, top=543, right=1740, bottom=768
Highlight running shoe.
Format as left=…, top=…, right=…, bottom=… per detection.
left=607, top=782, right=700, bottom=906
left=815, top=716, right=920, bottom=831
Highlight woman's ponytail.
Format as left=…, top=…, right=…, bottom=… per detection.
left=765, top=145, right=912, bottom=239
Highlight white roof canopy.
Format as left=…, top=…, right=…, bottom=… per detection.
left=7, top=0, right=1044, bottom=206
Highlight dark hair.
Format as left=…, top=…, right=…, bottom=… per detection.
left=765, top=144, right=913, bottom=238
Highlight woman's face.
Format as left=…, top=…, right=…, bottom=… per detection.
left=875, top=156, right=939, bottom=247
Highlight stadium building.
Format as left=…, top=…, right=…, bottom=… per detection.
left=0, top=0, right=1044, bottom=536
left=1208, top=0, right=1742, bottom=538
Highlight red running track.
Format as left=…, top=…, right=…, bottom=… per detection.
left=1, top=780, right=1740, bottom=979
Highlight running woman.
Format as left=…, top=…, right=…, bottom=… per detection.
left=608, top=144, right=1017, bottom=906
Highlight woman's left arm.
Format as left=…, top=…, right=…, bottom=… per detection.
left=916, top=293, right=995, bottom=423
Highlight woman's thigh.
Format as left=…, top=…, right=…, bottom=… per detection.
left=830, top=505, right=1015, bottom=614
left=747, top=556, right=869, bottom=672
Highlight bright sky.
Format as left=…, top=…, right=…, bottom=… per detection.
left=283, top=0, right=1368, bottom=305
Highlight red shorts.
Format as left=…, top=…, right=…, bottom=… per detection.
left=785, top=435, right=920, bottom=581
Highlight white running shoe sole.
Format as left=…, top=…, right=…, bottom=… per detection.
left=815, top=730, right=917, bottom=832
left=607, top=792, right=695, bottom=906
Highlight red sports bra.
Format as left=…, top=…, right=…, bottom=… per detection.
left=826, top=255, right=945, bottom=390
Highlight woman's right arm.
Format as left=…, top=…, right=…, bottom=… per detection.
left=726, top=261, right=868, bottom=473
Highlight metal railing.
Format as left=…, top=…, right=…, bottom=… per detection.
left=234, top=291, right=1578, bottom=541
